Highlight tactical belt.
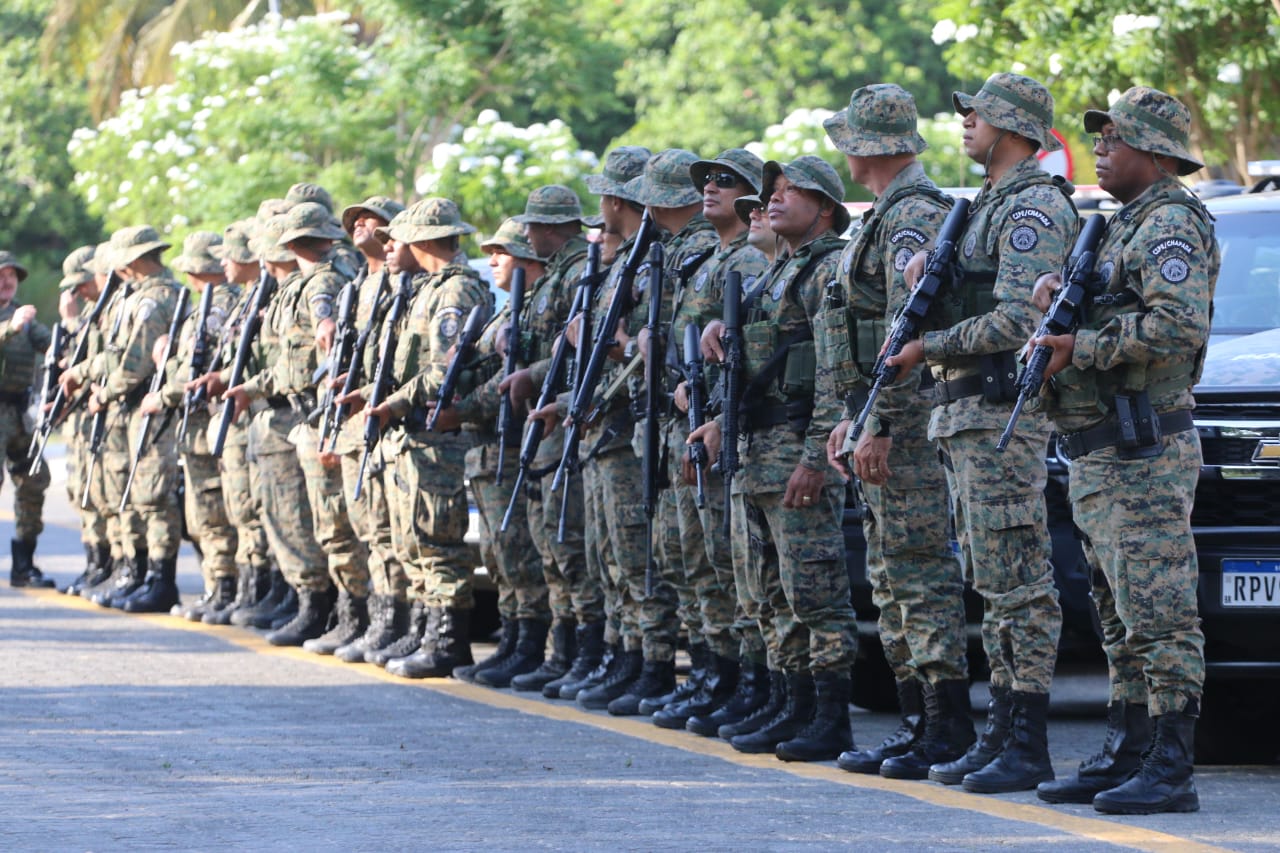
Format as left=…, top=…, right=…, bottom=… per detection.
left=932, top=373, right=985, bottom=405
left=742, top=400, right=812, bottom=435
left=1058, top=410, right=1194, bottom=460
left=0, top=390, right=28, bottom=406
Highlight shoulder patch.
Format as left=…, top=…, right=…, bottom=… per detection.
left=889, top=228, right=928, bottom=246
left=536, top=292, right=551, bottom=314
left=770, top=275, right=787, bottom=302
left=1010, top=208, right=1053, bottom=228
left=310, top=293, right=333, bottom=320
left=1150, top=238, right=1195, bottom=257
left=136, top=298, right=158, bottom=324
left=893, top=247, right=914, bottom=272
left=693, top=268, right=709, bottom=293
left=1160, top=257, right=1190, bottom=284
left=438, top=306, right=463, bottom=340
left=963, top=232, right=977, bottom=258
left=1009, top=225, right=1039, bottom=252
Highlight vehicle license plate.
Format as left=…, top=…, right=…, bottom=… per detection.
left=1221, top=560, right=1280, bottom=607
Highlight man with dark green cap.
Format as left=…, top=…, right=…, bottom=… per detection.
left=886, top=71, right=1074, bottom=793
left=692, top=154, right=855, bottom=762
left=1031, top=86, right=1214, bottom=815
left=818, top=84, right=975, bottom=779
left=0, top=250, right=54, bottom=587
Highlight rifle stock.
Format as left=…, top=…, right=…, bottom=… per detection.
left=683, top=322, right=708, bottom=508
left=719, top=270, right=743, bottom=538
left=428, top=303, right=488, bottom=432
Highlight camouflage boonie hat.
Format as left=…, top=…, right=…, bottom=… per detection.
left=277, top=202, right=347, bottom=245
left=513, top=185, right=584, bottom=225
left=0, top=250, right=28, bottom=282
left=480, top=217, right=543, bottom=261
left=285, top=182, right=334, bottom=213
left=1084, top=86, right=1204, bottom=177
left=172, top=231, right=224, bottom=275
left=341, top=195, right=406, bottom=235
left=825, top=84, right=929, bottom=157
left=761, top=156, right=852, bottom=234
left=585, top=146, right=652, bottom=199
left=109, top=225, right=171, bottom=266
left=256, top=198, right=292, bottom=221
left=623, top=149, right=702, bottom=208
left=690, top=148, right=764, bottom=194
left=210, top=220, right=257, bottom=264
left=58, top=245, right=96, bottom=291
left=377, top=198, right=477, bottom=244
left=252, top=215, right=296, bottom=264
left=734, top=194, right=764, bottom=226
left=88, top=241, right=115, bottom=275
left=953, top=72, right=1062, bottom=152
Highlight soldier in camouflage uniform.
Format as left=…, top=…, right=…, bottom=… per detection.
left=142, top=232, right=241, bottom=620
left=0, top=251, right=54, bottom=587
left=886, top=73, right=1073, bottom=793
left=693, top=156, right=856, bottom=762
left=356, top=198, right=490, bottom=679
left=817, top=85, right=975, bottom=778
left=1032, top=88, right=1215, bottom=815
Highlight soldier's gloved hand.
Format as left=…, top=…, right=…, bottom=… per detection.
left=673, top=381, right=689, bottom=413
left=9, top=304, right=36, bottom=331
left=700, top=320, right=726, bottom=363
left=783, top=463, right=824, bottom=509
left=903, top=251, right=928, bottom=288
left=1033, top=272, right=1062, bottom=312
left=827, top=419, right=852, bottom=482
left=499, top=367, right=535, bottom=408
left=687, top=420, right=721, bottom=465
left=139, top=391, right=164, bottom=416
left=853, top=430, right=892, bottom=486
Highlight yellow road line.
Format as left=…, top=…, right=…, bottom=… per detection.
left=22, top=587, right=1231, bottom=853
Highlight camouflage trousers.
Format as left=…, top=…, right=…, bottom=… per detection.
left=0, top=404, right=49, bottom=542
left=854, top=429, right=968, bottom=685
left=385, top=432, right=473, bottom=610
left=938, top=425, right=1061, bottom=695
left=295, top=423, right=368, bottom=598
left=84, top=403, right=135, bottom=561
left=339, top=444, right=407, bottom=601
left=1070, top=428, right=1204, bottom=716
left=664, top=418, right=738, bottom=659
left=249, top=412, right=328, bottom=592
left=63, top=412, right=107, bottom=549
left=467, top=441, right=548, bottom=621
left=218, top=423, right=270, bottom=573
left=122, top=407, right=181, bottom=560
left=182, top=447, right=237, bottom=584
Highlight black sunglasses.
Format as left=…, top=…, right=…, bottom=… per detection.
left=703, top=171, right=745, bottom=189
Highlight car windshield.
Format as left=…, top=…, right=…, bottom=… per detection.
left=1211, top=207, right=1280, bottom=337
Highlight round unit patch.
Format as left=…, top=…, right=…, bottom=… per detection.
left=1097, top=260, right=1115, bottom=284
left=536, top=293, right=550, bottom=314
left=771, top=277, right=787, bottom=301
left=963, top=232, right=977, bottom=258
left=693, top=269, right=709, bottom=293
left=313, top=300, right=333, bottom=320
left=439, top=312, right=460, bottom=340
left=1161, top=257, right=1190, bottom=284
left=893, top=247, right=914, bottom=272
left=1010, top=226, right=1039, bottom=252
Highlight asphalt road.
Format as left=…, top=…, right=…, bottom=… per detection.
left=3, top=448, right=1280, bottom=851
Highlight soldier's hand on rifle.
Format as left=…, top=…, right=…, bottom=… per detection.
left=1033, top=272, right=1063, bottom=312
left=827, top=419, right=853, bottom=481
left=783, top=463, right=825, bottom=509
left=673, top=381, right=690, bottom=413
left=318, top=450, right=341, bottom=469
left=499, top=367, right=535, bottom=409
left=564, top=313, right=583, bottom=350
left=9, top=304, right=36, bottom=331
left=328, top=371, right=347, bottom=390
left=903, top=250, right=928, bottom=287
left=496, top=322, right=511, bottom=359
left=187, top=372, right=225, bottom=399
left=139, top=391, right=164, bottom=416
left=527, top=400, right=562, bottom=434
left=335, top=387, right=366, bottom=415
left=688, top=420, right=721, bottom=466
left=1029, top=332, right=1076, bottom=380
left=884, top=339, right=923, bottom=373
left=58, top=371, right=82, bottom=397
left=152, top=336, right=169, bottom=370
left=316, top=317, right=336, bottom=355
left=608, top=325, right=630, bottom=363
left=363, top=401, right=393, bottom=432
left=700, top=320, right=726, bottom=363
left=223, top=384, right=251, bottom=424
left=86, top=386, right=105, bottom=414
left=423, top=399, right=461, bottom=432
left=853, top=429, right=892, bottom=486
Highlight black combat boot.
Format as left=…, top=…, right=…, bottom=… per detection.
left=231, top=568, right=288, bottom=627
left=640, top=641, right=710, bottom=715
left=1038, top=701, right=1153, bottom=804
left=81, top=553, right=124, bottom=600
left=576, top=649, right=643, bottom=710
left=454, top=617, right=517, bottom=682
left=880, top=679, right=976, bottom=779
left=122, top=555, right=181, bottom=613
left=182, top=575, right=236, bottom=621
left=775, top=671, right=854, bottom=762
left=688, top=660, right=769, bottom=737
left=545, top=622, right=606, bottom=699
left=386, top=607, right=473, bottom=678
left=10, top=538, right=54, bottom=588
left=509, top=617, right=575, bottom=691
left=336, top=595, right=408, bottom=663
left=267, top=584, right=301, bottom=629
left=962, top=690, right=1054, bottom=793
left=367, top=601, right=427, bottom=667
left=930, top=684, right=1013, bottom=785
left=64, top=543, right=112, bottom=596
left=655, top=653, right=740, bottom=729
left=608, top=659, right=677, bottom=716
left=206, top=564, right=267, bottom=625
left=1093, top=699, right=1199, bottom=815
left=265, top=586, right=336, bottom=647
left=731, top=672, right=815, bottom=754
left=93, top=551, right=147, bottom=608
left=479, top=619, right=551, bottom=688
left=719, top=669, right=787, bottom=740
left=303, top=590, right=369, bottom=655
left=837, top=678, right=923, bottom=774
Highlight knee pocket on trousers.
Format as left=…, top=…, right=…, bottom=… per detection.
left=1115, top=536, right=1198, bottom=634
left=971, top=495, right=1045, bottom=590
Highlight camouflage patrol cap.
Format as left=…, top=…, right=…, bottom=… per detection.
left=58, top=245, right=96, bottom=291
left=825, top=84, right=929, bottom=157
left=585, top=146, right=652, bottom=199
left=953, top=72, right=1062, bottom=152
left=761, top=156, right=852, bottom=234
left=109, top=225, right=171, bottom=266
left=0, top=251, right=28, bottom=282
left=256, top=198, right=292, bottom=221
left=376, top=197, right=477, bottom=244
left=172, top=231, right=225, bottom=275
left=252, top=215, right=297, bottom=264
left=210, top=220, right=257, bottom=264
left=513, top=185, right=584, bottom=225
left=623, top=149, right=702, bottom=208
left=285, top=182, right=334, bottom=213
left=480, top=217, right=544, bottom=261
left=277, top=202, right=347, bottom=245
left=1084, top=86, right=1204, bottom=177
left=340, top=195, right=406, bottom=235
left=690, top=148, right=765, bottom=194
left=734, top=194, right=764, bottom=226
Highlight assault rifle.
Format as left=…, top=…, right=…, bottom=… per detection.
left=177, top=282, right=216, bottom=445
left=494, top=267, right=526, bottom=486
left=641, top=243, right=665, bottom=596
left=314, top=269, right=364, bottom=448
left=27, top=324, right=67, bottom=467
left=427, top=303, right=488, bottom=432
left=548, top=243, right=602, bottom=500
left=28, top=270, right=120, bottom=476
left=212, top=264, right=277, bottom=457
left=683, top=322, right=708, bottom=508
left=328, top=269, right=388, bottom=452
left=849, top=197, right=971, bottom=444
left=184, top=281, right=254, bottom=423
left=718, top=270, right=743, bottom=538
left=996, top=213, right=1107, bottom=451
left=120, top=286, right=190, bottom=510
left=353, top=271, right=414, bottom=501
